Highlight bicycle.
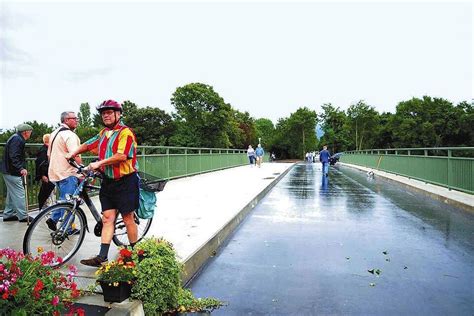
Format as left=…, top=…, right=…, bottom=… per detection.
left=23, top=159, right=166, bottom=267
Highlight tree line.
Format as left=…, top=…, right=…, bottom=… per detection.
left=1, top=83, right=472, bottom=159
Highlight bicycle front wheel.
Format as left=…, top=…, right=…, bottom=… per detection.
left=113, top=212, right=152, bottom=246
left=23, top=203, right=86, bottom=267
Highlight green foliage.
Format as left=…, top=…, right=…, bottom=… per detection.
left=229, top=110, right=256, bottom=149
left=346, top=101, right=379, bottom=150
left=77, top=103, right=93, bottom=128
left=319, top=103, right=350, bottom=153
left=273, top=107, right=318, bottom=159
left=255, top=118, right=275, bottom=149
left=128, top=238, right=223, bottom=314
left=121, top=101, right=175, bottom=146
left=171, top=83, right=233, bottom=148
left=174, top=288, right=224, bottom=313
left=131, top=238, right=182, bottom=314
left=24, top=121, right=54, bottom=144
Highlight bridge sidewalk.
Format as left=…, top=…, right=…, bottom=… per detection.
left=339, top=162, right=473, bottom=212
left=0, top=162, right=294, bottom=314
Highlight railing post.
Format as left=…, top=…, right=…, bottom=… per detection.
left=447, top=149, right=452, bottom=190
left=185, top=149, right=188, bottom=176
left=167, top=148, right=170, bottom=179
left=424, top=149, right=428, bottom=156
left=142, top=147, right=146, bottom=175
left=199, top=149, right=202, bottom=174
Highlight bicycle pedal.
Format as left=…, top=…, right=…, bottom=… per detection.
left=94, top=222, right=103, bottom=237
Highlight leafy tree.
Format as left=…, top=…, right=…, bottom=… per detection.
left=456, top=101, right=474, bottom=146
left=319, top=103, right=350, bottom=153
left=372, top=112, right=395, bottom=149
left=121, top=101, right=175, bottom=146
left=77, top=103, right=93, bottom=128
left=24, top=121, right=54, bottom=144
left=346, top=101, right=379, bottom=150
left=254, top=118, right=275, bottom=150
left=171, top=83, right=233, bottom=148
left=228, top=110, right=256, bottom=149
left=272, top=117, right=292, bottom=159
left=273, top=107, right=317, bottom=159
left=288, top=107, right=318, bottom=158
left=390, top=96, right=458, bottom=147
left=75, top=102, right=99, bottom=142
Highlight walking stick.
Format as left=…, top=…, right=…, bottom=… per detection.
left=22, top=175, right=30, bottom=225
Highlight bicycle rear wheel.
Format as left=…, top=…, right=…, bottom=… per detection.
left=23, top=203, right=86, bottom=267
left=112, top=212, right=152, bottom=246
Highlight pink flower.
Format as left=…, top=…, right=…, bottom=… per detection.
left=52, top=295, right=60, bottom=306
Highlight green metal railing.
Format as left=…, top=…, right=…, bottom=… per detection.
left=340, top=147, right=474, bottom=194
left=0, top=144, right=248, bottom=210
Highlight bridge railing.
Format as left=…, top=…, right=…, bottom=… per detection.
left=0, top=144, right=247, bottom=210
left=340, top=147, right=474, bottom=194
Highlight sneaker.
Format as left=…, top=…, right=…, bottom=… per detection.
left=19, top=216, right=34, bottom=223
left=80, top=256, right=107, bottom=267
left=2, top=215, right=18, bottom=222
left=46, top=218, right=57, bottom=231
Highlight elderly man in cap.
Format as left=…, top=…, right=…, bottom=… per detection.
left=0, top=123, right=34, bottom=222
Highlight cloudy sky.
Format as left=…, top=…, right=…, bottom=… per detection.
left=0, top=1, right=472, bottom=129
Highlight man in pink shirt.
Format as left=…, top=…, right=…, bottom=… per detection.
left=46, top=111, right=82, bottom=231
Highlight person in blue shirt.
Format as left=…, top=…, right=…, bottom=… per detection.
left=319, top=145, right=331, bottom=177
left=255, top=144, right=265, bottom=168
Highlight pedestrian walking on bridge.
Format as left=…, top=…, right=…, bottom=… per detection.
left=255, top=144, right=265, bottom=168
left=319, top=145, right=331, bottom=177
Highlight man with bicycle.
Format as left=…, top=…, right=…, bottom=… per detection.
left=67, top=100, right=139, bottom=267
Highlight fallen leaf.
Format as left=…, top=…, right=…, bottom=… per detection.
left=382, top=251, right=388, bottom=255
left=368, top=269, right=375, bottom=274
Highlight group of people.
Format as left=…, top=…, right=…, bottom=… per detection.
left=1, top=100, right=140, bottom=267
left=247, top=144, right=266, bottom=168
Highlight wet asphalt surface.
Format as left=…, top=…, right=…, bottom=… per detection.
left=189, top=163, right=474, bottom=315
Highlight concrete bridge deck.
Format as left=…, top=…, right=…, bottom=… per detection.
left=1, top=161, right=472, bottom=314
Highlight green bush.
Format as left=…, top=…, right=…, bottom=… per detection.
left=130, top=237, right=223, bottom=315
left=131, top=238, right=182, bottom=314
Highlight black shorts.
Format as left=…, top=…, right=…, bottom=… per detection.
left=99, top=172, right=139, bottom=215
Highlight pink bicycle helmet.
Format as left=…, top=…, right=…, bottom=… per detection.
left=96, top=100, right=123, bottom=113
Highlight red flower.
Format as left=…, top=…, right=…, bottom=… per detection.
left=119, top=248, right=132, bottom=258
left=137, top=249, right=145, bottom=256
left=34, top=279, right=44, bottom=292
left=2, top=291, right=9, bottom=299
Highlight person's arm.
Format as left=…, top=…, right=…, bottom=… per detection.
left=88, top=153, right=127, bottom=171
left=66, top=143, right=89, bottom=160
left=66, top=132, right=100, bottom=160
left=65, top=133, right=82, bottom=164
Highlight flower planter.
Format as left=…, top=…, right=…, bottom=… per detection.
left=99, top=281, right=132, bottom=303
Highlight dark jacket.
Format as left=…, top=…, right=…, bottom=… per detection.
left=35, top=145, right=49, bottom=181
left=319, top=149, right=330, bottom=163
left=1, top=133, right=27, bottom=176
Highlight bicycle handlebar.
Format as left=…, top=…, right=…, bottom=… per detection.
left=67, top=158, right=103, bottom=179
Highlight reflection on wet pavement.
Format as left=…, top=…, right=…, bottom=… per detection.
left=190, top=163, right=474, bottom=315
